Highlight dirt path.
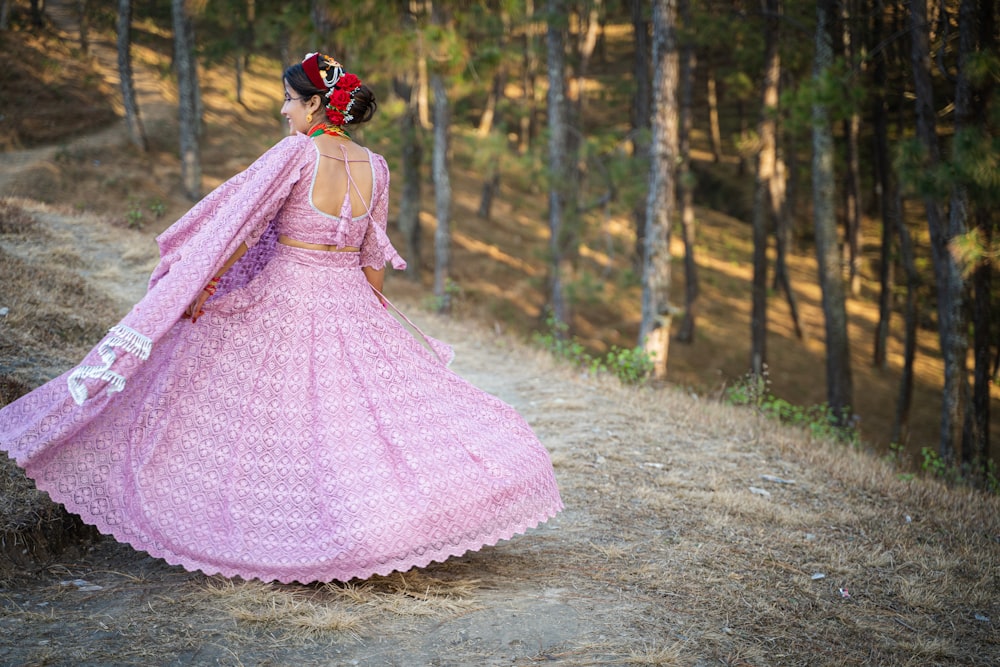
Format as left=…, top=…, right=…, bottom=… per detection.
left=2, top=5, right=999, bottom=666
left=0, top=0, right=173, bottom=196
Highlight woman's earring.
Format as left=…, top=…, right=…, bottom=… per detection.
left=306, top=112, right=313, bottom=123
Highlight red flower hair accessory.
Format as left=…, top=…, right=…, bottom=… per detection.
left=301, top=52, right=364, bottom=126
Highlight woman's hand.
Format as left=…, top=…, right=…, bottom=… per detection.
left=183, top=276, right=221, bottom=323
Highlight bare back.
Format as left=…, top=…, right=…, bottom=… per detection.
left=310, top=135, right=374, bottom=219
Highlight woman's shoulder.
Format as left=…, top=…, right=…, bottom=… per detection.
left=367, top=149, right=389, bottom=178
left=272, top=133, right=315, bottom=157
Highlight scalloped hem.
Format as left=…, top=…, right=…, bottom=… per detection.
left=40, top=490, right=563, bottom=584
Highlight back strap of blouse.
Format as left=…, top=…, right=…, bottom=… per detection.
left=318, top=145, right=373, bottom=218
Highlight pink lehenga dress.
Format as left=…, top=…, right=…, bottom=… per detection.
left=0, top=134, right=562, bottom=583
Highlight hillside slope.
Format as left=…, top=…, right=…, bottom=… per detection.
left=1, top=195, right=998, bottom=666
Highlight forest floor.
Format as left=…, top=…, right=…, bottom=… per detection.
left=2, top=195, right=999, bottom=667
left=1, top=2, right=999, bottom=666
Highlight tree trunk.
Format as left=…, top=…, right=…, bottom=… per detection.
left=841, top=0, right=863, bottom=297
left=417, top=41, right=432, bottom=130
left=872, top=0, right=894, bottom=369
left=572, top=0, right=602, bottom=132
left=973, top=0, right=996, bottom=473
left=630, top=0, right=651, bottom=269
left=431, top=67, right=452, bottom=314
left=117, top=0, right=147, bottom=152
left=393, top=76, right=422, bottom=281
left=78, top=0, right=88, bottom=54
left=477, top=67, right=506, bottom=138
left=971, top=214, right=991, bottom=473
left=235, top=54, right=244, bottom=106
left=519, top=0, right=538, bottom=155
left=630, top=0, right=650, bottom=141
left=891, top=59, right=917, bottom=447
left=640, top=0, right=678, bottom=379
left=310, top=0, right=330, bottom=52
left=812, top=0, right=853, bottom=426
left=173, top=0, right=201, bottom=201
left=238, top=0, right=255, bottom=107
left=546, top=0, right=569, bottom=326
left=955, top=0, right=987, bottom=472
left=30, top=0, right=44, bottom=28
left=478, top=172, right=501, bottom=221
left=910, top=0, right=965, bottom=464
left=0, top=0, right=11, bottom=31
left=891, top=197, right=919, bottom=447
left=750, top=0, right=781, bottom=376
left=707, top=67, right=722, bottom=163
left=675, top=0, right=697, bottom=345
left=772, top=143, right=802, bottom=339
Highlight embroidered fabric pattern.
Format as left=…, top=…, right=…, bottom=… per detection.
left=0, top=135, right=562, bottom=584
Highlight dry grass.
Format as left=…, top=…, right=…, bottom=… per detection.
left=0, top=201, right=997, bottom=665
left=0, top=9, right=117, bottom=150
left=194, top=570, right=482, bottom=641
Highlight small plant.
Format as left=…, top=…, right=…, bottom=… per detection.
left=424, top=278, right=461, bottom=312
left=725, top=366, right=858, bottom=444
left=603, top=345, right=655, bottom=384
left=148, top=198, right=166, bottom=219
left=920, top=447, right=949, bottom=478
left=533, top=313, right=652, bottom=385
left=884, top=441, right=905, bottom=465
left=125, top=197, right=144, bottom=228
left=533, top=314, right=590, bottom=367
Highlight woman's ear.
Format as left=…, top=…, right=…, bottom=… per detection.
left=309, top=94, right=324, bottom=115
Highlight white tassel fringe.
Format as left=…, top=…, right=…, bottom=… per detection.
left=67, top=325, right=153, bottom=406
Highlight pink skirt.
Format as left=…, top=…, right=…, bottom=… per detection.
left=1, top=244, right=562, bottom=583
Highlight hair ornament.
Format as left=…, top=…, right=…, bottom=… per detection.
left=301, top=52, right=363, bottom=126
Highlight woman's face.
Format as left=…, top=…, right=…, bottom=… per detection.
left=281, top=80, right=319, bottom=135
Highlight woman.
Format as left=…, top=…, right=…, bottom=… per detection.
left=0, top=53, right=562, bottom=584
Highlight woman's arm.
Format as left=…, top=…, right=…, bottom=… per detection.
left=362, top=265, right=386, bottom=305
left=185, top=242, right=250, bottom=322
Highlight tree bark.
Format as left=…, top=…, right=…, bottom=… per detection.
left=572, top=0, right=602, bottom=132
left=393, top=76, right=422, bottom=281
left=173, top=0, right=201, bottom=201
left=546, top=0, right=569, bottom=326
left=78, top=0, right=88, bottom=54
left=117, top=0, right=147, bottom=152
left=910, top=0, right=965, bottom=464
left=29, top=0, right=44, bottom=28
left=891, top=197, right=919, bottom=447
left=477, top=67, right=507, bottom=138
left=310, top=0, right=331, bottom=52
left=431, top=71, right=451, bottom=313
left=417, top=40, right=432, bottom=130
left=956, top=0, right=989, bottom=472
left=519, top=0, right=538, bottom=155
left=872, top=0, right=894, bottom=369
left=707, top=67, right=722, bottom=163
left=841, top=0, right=863, bottom=297
left=750, top=0, right=781, bottom=377
left=630, top=0, right=651, bottom=268
left=675, top=0, right=697, bottom=345
left=640, top=0, right=678, bottom=379
left=771, top=149, right=802, bottom=340
left=812, top=0, right=853, bottom=425
left=431, top=39, right=452, bottom=314
left=0, top=0, right=11, bottom=31
left=971, top=213, right=991, bottom=473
